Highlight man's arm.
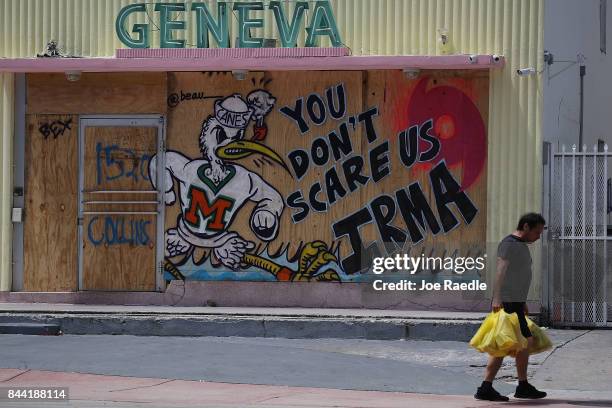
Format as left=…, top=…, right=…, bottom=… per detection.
left=492, top=257, right=509, bottom=312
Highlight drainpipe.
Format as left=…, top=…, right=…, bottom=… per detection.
left=579, top=64, right=586, bottom=151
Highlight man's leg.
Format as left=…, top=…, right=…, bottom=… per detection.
left=485, top=355, right=504, bottom=382
left=513, top=319, right=546, bottom=399
left=475, top=356, right=509, bottom=401
left=515, top=337, right=534, bottom=381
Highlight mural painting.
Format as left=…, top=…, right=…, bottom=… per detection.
left=161, top=71, right=489, bottom=283
left=153, top=90, right=339, bottom=282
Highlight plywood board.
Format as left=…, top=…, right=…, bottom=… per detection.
left=24, top=114, right=78, bottom=291
left=81, top=126, right=158, bottom=291
left=161, top=70, right=489, bottom=282
left=26, top=72, right=167, bottom=115
left=22, top=69, right=490, bottom=288
left=83, top=126, right=158, bottom=192
left=166, top=70, right=364, bottom=253
left=82, top=213, right=157, bottom=291
left=361, top=70, right=489, bottom=259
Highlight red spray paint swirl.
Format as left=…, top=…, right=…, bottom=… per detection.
left=394, top=78, right=486, bottom=190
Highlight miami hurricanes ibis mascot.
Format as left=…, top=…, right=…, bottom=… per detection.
left=150, top=91, right=340, bottom=282
left=149, top=91, right=284, bottom=270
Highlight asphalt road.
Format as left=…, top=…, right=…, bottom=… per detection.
left=0, top=334, right=520, bottom=395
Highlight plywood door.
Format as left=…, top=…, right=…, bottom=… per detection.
left=24, top=114, right=78, bottom=291
left=81, top=126, right=158, bottom=291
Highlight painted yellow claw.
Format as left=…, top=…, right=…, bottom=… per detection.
left=240, top=240, right=340, bottom=282
left=298, top=241, right=327, bottom=272
left=305, top=251, right=337, bottom=277
left=295, top=241, right=339, bottom=281
left=314, top=270, right=341, bottom=282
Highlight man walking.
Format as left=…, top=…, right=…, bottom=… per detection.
left=475, top=213, right=548, bottom=401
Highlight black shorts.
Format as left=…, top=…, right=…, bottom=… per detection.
left=503, top=302, right=532, bottom=338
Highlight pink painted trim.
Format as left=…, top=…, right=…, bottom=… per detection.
left=116, top=47, right=351, bottom=58
left=0, top=54, right=504, bottom=73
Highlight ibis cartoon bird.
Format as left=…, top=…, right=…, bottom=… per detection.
left=150, top=92, right=286, bottom=270
left=151, top=91, right=338, bottom=281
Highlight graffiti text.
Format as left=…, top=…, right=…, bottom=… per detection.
left=96, top=143, right=152, bottom=185
left=39, top=118, right=72, bottom=139
left=332, top=161, right=479, bottom=275
left=87, top=216, right=151, bottom=247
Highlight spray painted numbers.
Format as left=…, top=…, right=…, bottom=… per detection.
left=96, top=143, right=152, bottom=185
left=87, top=216, right=151, bottom=246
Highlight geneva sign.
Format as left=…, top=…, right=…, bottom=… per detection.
left=116, top=1, right=342, bottom=48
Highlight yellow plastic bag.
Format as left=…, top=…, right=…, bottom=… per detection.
left=507, top=317, right=553, bottom=357
left=527, top=317, right=553, bottom=354
left=469, top=312, right=496, bottom=349
left=469, top=311, right=528, bottom=357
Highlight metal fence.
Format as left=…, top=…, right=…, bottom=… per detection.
left=544, top=144, right=611, bottom=327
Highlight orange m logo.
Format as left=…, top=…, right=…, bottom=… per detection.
left=185, top=186, right=234, bottom=231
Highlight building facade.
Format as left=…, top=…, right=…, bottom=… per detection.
left=0, top=0, right=607, bottom=314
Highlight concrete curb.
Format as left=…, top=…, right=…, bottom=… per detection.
left=0, top=312, right=482, bottom=340
left=0, top=322, right=61, bottom=335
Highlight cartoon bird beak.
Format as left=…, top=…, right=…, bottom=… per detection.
left=216, top=140, right=289, bottom=172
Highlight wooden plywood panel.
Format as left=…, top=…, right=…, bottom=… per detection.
left=83, top=126, right=157, bottom=192
left=165, top=71, right=364, bottom=268
left=363, top=70, right=489, bottom=259
left=82, top=213, right=156, bottom=291
left=162, top=70, right=489, bottom=281
left=26, top=72, right=167, bottom=115
left=81, top=127, right=158, bottom=291
left=24, top=114, right=78, bottom=291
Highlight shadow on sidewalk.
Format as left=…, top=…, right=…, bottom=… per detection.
left=502, top=399, right=612, bottom=407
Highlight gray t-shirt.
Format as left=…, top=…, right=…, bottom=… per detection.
left=497, top=234, right=532, bottom=302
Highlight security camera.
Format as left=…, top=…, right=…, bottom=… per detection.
left=402, top=68, right=421, bottom=79
left=491, top=54, right=502, bottom=63
left=516, top=67, right=536, bottom=76
left=64, top=70, right=81, bottom=82
left=543, top=50, right=554, bottom=65
left=231, top=70, right=248, bottom=80
left=468, top=55, right=478, bottom=64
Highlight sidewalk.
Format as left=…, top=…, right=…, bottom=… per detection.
left=0, top=303, right=492, bottom=340
left=1, top=367, right=498, bottom=408
left=1, top=368, right=609, bottom=408
left=0, top=303, right=489, bottom=319
left=1, top=329, right=610, bottom=407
